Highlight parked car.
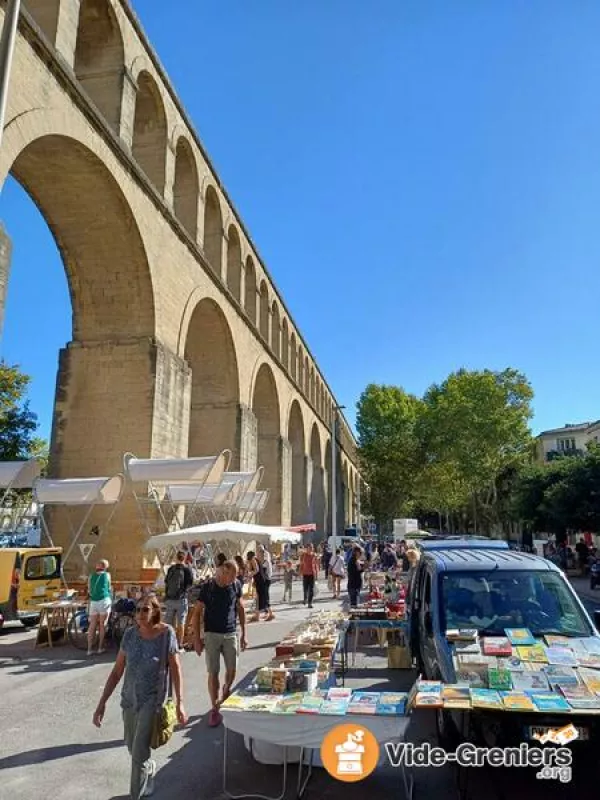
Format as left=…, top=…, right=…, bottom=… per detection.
left=590, top=558, right=600, bottom=590
left=407, top=546, right=600, bottom=749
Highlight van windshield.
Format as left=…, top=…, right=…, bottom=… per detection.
left=439, top=570, right=592, bottom=638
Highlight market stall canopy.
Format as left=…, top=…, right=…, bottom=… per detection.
left=0, top=459, right=41, bottom=489
left=238, top=490, right=269, bottom=513
left=33, top=475, right=124, bottom=505
left=143, top=520, right=301, bottom=551
left=166, top=469, right=261, bottom=506
left=124, top=451, right=230, bottom=485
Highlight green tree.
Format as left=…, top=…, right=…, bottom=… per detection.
left=420, top=368, right=534, bottom=532
left=0, top=362, right=43, bottom=460
left=356, top=384, right=423, bottom=532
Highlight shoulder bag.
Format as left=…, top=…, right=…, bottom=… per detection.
left=150, top=629, right=177, bottom=749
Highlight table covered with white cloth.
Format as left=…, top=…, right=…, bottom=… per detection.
left=221, top=709, right=413, bottom=800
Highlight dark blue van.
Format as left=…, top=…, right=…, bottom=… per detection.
left=407, top=546, right=600, bottom=747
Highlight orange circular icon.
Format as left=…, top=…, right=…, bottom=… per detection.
left=320, top=723, right=380, bottom=783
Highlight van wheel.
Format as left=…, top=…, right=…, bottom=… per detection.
left=21, top=617, right=39, bottom=628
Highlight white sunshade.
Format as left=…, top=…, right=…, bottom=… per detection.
left=124, top=451, right=230, bottom=485
left=144, top=520, right=301, bottom=551
left=166, top=470, right=261, bottom=507
left=34, top=475, right=124, bottom=505
left=0, top=459, right=41, bottom=490
left=238, top=490, right=269, bottom=512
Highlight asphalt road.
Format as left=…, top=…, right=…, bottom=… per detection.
left=1, top=580, right=600, bottom=800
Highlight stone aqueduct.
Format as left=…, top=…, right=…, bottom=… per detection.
left=0, top=0, right=360, bottom=578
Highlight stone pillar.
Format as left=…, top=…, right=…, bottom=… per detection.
left=47, top=337, right=191, bottom=581
left=280, top=437, right=292, bottom=526
left=163, top=138, right=176, bottom=210
left=0, top=223, right=12, bottom=343
left=238, top=404, right=258, bottom=473
left=306, top=455, right=314, bottom=519
left=23, top=0, right=82, bottom=66
left=119, top=68, right=137, bottom=151
left=219, top=227, right=228, bottom=284
left=259, top=433, right=283, bottom=525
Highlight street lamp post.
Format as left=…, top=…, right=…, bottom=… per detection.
left=330, top=404, right=345, bottom=554
left=0, top=0, right=21, bottom=152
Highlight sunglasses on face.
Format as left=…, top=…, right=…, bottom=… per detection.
left=136, top=606, right=151, bottom=613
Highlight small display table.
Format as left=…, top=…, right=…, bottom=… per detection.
left=35, top=601, right=83, bottom=648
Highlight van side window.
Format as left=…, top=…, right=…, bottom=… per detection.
left=25, top=555, right=60, bottom=581
left=424, top=573, right=432, bottom=611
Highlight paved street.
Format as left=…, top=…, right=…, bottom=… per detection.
left=1, top=579, right=600, bottom=800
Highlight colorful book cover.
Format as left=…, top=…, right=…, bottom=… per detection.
left=470, top=689, right=503, bottom=710
left=544, top=635, right=572, bottom=648
left=511, top=670, right=549, bottom=692
left=458, top=654, right=497, bottom=666
left=442, top=685, right=471, bottom=709
left=320, top=698, right=350, bottom=715
left=488, top=666, right=512, bottom=690
left=446, top=628, right=478, bottom=642
left=505, top=628, right=536, bottom=646
left=453, top=641, right=482, bottom=655
left=220, top=694, right=251, bottom=711
left=583, top=638, right=600, bottom=656
left=347, top=691, right=380, bottom=714
left=544, top=665, right=580, bottom=687
left=376, top=692, right=408, bottom=715
left=296, top=693, right=325, bottom=714
left=243, top=695, right=281, bottom=713
left=482, top=637, right=512, bottom=657
left=530, top=692, right=571, bottom=712
left=558, top=683, right=600, bottom=710
left=544, top=646, right=578, bottom=667
left=414, top=681, right=443, bottom=708
left=576, top=668, right=600, bottom=695
left=500, top=691, right=535, bottom=711
left=271, top=693, right=305, bottom=714
left=326, top=687, right=353, bottom=701
left=578, top=653, right=600, bottom=670
left=517, top=645, right=548, bottom=663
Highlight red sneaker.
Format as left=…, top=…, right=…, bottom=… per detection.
left=208, top=708, right=223, bottom=727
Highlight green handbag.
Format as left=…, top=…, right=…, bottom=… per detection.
left=150, top=630, right=176, bottom=750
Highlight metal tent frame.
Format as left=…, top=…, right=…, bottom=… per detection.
left=0, top=459, right=41, bottom=540
left=33, top=474, right=125, bottom=577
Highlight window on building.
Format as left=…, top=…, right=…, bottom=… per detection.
left=557, top=438, right=576, bottom=451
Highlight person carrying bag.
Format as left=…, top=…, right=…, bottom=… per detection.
left=330, top=548, right=346, bottom=599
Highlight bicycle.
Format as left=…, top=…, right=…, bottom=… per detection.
left=67, top=598, right=136, bottom=651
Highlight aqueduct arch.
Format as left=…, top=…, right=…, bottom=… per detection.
left=1, top=0, right=359, bottom=578
left=309, top=423, right=326, bottom=536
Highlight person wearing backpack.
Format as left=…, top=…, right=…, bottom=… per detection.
left=164, top=552, right=193, bottom=650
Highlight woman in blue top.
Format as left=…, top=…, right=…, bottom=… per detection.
left=88, top=559, right=112, bottom=656
left=93, top=594, right=188, bottom=799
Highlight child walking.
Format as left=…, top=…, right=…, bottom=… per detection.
left=282, top=560, right=294, bottom=602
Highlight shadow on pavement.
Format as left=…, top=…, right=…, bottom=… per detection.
left=0, top=740, right=123, bottom=770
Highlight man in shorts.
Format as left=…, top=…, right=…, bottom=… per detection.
left=193, top=560, right=248, bottom=727
left=164, top=551, right=194, bottom=650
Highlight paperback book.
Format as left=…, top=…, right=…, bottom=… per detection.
left=511, top=671, right=549, bottom=692
left=544, top=635, right=572, bottom=648
left=319, top=698, right=350, bottom=715
left=296, top=692, right=325, bottom=714
left=446, top=629, right=478, bottom=642
left=414, top=681, right=443, bottom=708
left=470, top=689, right=503, bottom=710
left=544, top=647, right=578, bottom=667
left=577, top=668, right=600, bottom=695
left=544, top=665, right=580, bottom=688
left=505, top=628, right=536, bottom=646
left=557, top=684, right=600, bottom=710
left=500, top=691, right=535, bottom=711
left=376, top=692, right=408, bottom=715
left=482, top=637, right=513, bottom=657
left=347, top=691, right=380, bottom=714
left=271, top=693, right=305, bottom=714
left=517, top=645, right=548, bottom=664
left=530, top=692, right=571, bottom=712
left=442, top=685, right=471, bottom=709
left=488, top=666, right=512, bottom=690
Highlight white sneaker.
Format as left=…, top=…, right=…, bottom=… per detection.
left=87, top=650, right=94, bottom=656
left=142, top=760, right=156, bottom=797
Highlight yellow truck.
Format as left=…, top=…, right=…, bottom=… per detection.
left=0, top=547, right=63, bottom=628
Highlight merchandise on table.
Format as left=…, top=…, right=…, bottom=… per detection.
left=441, top=685, right=471, bottom=709
left=221, top=687, right=409, bottom=717
left=470, top=689, right=503, bottom=710
left=505, top=628, right=536, bottom=646
left=500, top=692, right=535, bottom=711
left=413, top=681, right=443, bottom=708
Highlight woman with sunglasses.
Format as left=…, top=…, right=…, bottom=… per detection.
left=93, top=594, right=188, bottom=799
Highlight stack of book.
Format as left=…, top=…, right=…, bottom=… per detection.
left=221, top=687, right=409, bottom=716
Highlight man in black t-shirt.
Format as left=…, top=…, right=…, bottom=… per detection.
left=164, top=551, right=194, bottom=650
left=193, top=560, right=247, bottom=727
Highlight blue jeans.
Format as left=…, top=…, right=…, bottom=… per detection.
left=348, top=586, right=361, bottom=607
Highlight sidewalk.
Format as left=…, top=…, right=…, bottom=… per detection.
left=569, top=574, right=600, bottom=606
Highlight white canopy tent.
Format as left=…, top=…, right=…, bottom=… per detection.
left=33, top=474, right=125, bottom=571
left=123, top=451, right=231, bottom=537
left=0, top=459, right=42, bottom=537
left=144, top=520, right=302, bottom=572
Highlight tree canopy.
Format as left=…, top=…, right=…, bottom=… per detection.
left=0, top=362, right=45, bottom=462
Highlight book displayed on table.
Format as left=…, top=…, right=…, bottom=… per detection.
left=414, top=681, right=443, bottom=708
left=516, top=644, right=548, bottom=664
left=500, top=692, right=535, bottom=711
left=347, top=692, right=380, bottom=714
left=470, top=689, right=503, bottom=710
left=505, top=628, right=536, bottom=646
left=482, top=637, right=512, bottom=657
left=442, top=685, right=471, bottom=709
left=530, top=692, right=571, bottom=712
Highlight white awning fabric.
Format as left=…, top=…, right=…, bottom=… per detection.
left=34, top=475, right=124, bottom=505
left=238, top=490, right=269, bottom=512
left=124, top=451, right=230, bottom=485
left=166, top=469, right=262, bottom=507
left=144, top=520, right=301, bottom=550
left=0, top=459, right=41, bottom=489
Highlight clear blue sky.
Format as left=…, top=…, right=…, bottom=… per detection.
left=3, top=0, right=600, bottom=443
